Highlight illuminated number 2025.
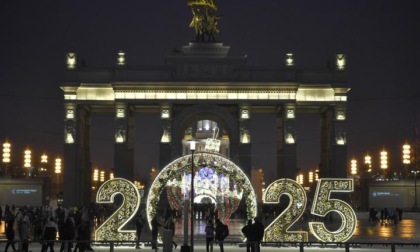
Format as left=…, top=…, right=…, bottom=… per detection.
left=95, top=178, right=141, bottom=241
left=263, top=178, right=356, bottom=243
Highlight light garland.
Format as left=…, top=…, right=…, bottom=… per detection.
left=309, top=178, right=357, bottom=242
left=263, top=178, right=308, bottom=242
left=95, top=178, right=140, bottom=241
left=146, top=152, right=257, bottom=229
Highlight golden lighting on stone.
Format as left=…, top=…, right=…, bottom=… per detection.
left=240, top=109, right=250, bottom=119
left=117, top=50, right=126, bottom=66
left=240, top=129, right=250, bottom=144
left=161, top=129, right=171, bottom=143
left=263, top=178, right=308, bottom=242
left=66, top=109, right=75, bottom=119
left=95, top=178, right=141, bottom=241
left=161, top=109, right=170, bottom=119
left=286, top=109, right=295, bottom=119
left=285, top=133, right=295, bottom=144
left=66, top=52, right=76, bottom=69
left=116, top=108, right=125, bottom=118
left=336, top=54, right=346, bottom=70
left=285, top=52, right=294, bottom=66
left=336, top=110, right=345, bottom=120
left=309, top=178, right=357, bottom=242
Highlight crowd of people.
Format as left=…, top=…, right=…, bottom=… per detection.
left=0, top=203, right=268, bottom=251
left=369, top=207, right=404, bottom=226
left=0, top=204, right=95, bottom=252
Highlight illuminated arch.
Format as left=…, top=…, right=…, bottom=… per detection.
left=146, top=152, right=257, bottom=229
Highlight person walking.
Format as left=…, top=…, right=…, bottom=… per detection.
left=42, top=217, right=59, bottom=252
left=214, top=219, right=228, bottom=252
left=76, top=220, right=91, bottom=252
left=151, top=216, right=161, bottom=250
left=241, top=219, right=253, bottom=252
left=60, top=215, right=75, bottom=252
left=165, top=216, right=177, bottom=249
left=251, top=217, right=264, bottom=252
left=204, top=219, right=215, bottom=252
left=4, top=211, right=17, bottom=252
left=134, top=215, right=144, bottom=249
left=18, top=209, right=31, bottom=252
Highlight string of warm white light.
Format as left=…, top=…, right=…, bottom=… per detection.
left=95, top=178, right=140, bottom=241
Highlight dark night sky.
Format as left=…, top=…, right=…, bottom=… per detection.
left=1, top=0, right=419, bottom=182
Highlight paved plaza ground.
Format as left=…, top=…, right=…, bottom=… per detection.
left=1, top=212, right=420, bottom=252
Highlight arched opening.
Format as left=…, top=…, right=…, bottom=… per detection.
left=146, top=152, right=257, bottom=229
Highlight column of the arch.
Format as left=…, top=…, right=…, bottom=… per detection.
left=320, top=105, right=347, bottom=178
left=114, top=104, right=135, bottom=180
left=276, top=105, right=297, bottom=179
left=63, top=104, right=92, bottom=206
left=159, top=106, right=172, bottom=168
left=238, top=106, right=252, bottom=176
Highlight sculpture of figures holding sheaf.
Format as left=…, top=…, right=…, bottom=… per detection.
left=189, top=8, right=206, bottom=41
left=187, top=0, right=222, bottom=42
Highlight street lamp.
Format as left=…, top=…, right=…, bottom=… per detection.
left=55, top=158, right=62, bottom=204
left=403, top=144, right=411, bottom=179
left=380, top=150, right=388, bottom=180
left=351, top=159, right=357, bottom=175
left=189, top=141, right=196, bottom=252
left=3, top=141, right=11, bottom=175
left=364, top=154, right=372, bottom=173
left=24, top=149, right=31, bottom=177
left=412, top=170, right=419, bottom=211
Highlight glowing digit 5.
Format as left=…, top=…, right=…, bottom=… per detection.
left=309, top=178, right=357, bottom=242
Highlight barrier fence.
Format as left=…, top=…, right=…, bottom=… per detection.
left=2, top=240, right=420, bottom=252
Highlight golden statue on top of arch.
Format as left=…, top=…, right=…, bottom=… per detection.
left=187, top=0, right=222, bottom=42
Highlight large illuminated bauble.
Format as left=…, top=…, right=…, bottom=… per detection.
left=166, top=166, right=243, bottom=220
left=146, top=152, right=257, bottom=229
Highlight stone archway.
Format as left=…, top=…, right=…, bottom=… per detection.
left=170, top=104, right=240, bottom=161
left=146, top=152, right=257, bottom=229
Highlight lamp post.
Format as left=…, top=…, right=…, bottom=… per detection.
left=190, top=141, right=196, bottom=252
left=412, top=170, right=419, bottom=211
left=55, top=158, right=62, bottom=204
left=2, top=141, right=11, bottom=176
left=403, top=144, right=411, bottom=179
left=24, top=149, right=31, bottom=178
left=380, top=150, right=388, bottom=180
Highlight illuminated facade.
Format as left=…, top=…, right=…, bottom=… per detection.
left=61, top=43, right=349, bottom=206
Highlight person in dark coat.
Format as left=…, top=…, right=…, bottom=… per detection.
left=214, top=219, right=227, bottom=252
left=241, top=219, right=254, bottom=252
left=76, top=220, right=91, bottom=252
left=204, top=219, right=215, bottom=252
left=165, top=216, right=177, bottom=249
left=151, top=216, right=161, bottom=249
left=4, top=213, right=17, bottom=252
left=134, top=215, right=144, bottom=249
left=251, top=217, right=265, bottom=252
left=42, top=217, right=59, bottom=252
left=60, top=216, right=75, bottom=252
